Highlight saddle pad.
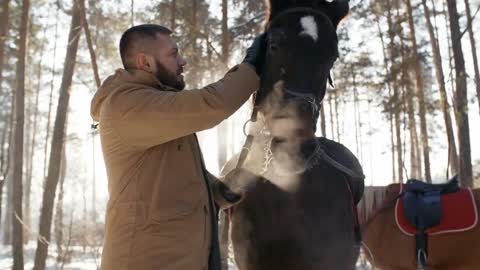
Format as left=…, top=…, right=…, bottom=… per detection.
left=395, top=183, right=478, bottom=236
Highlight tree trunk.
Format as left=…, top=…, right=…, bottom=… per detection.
left=386, top=0, right=403, bottom=182
left=374, top=13, right=396, bottom=182
left=443, top=1, right=456, bottom=99
left=12, top=0, right=30, bottom=268
left=351, top=67, right=362, bottom=160
left=191, top=0, right=200, bottom=87
left=463, top=0, right=480, bottom=115
left=130, top=0, right=134, bottom=27
left=395, top=2, right=420, bottom=180
left=54, top=147, right=67, bottom=262
left=1, top=99, right=14, bottom=240
left=170, top=0, right=176, bottom=32
left=366, top=95, right=374, bottom=181
left=2, top=92, right=14, bottom=244
left=333, top=89, right=341, bottom=142
left=422, top=0, right=459, bottom=176
left=44, top=5, right=61, bottom=181
left=328, top=94, right=335, bottom=141
left=406, top=0, right=432, bottom=182
left=192, top=0, right=198, bottom=48
left=394, top=100, right=403, bottom=183
left=80, top=0, right=99, bottom=224
left=0, top=0, right=11, bottom=236
left=320, top=105, right=326, bottom=137
left=217, top=0, right=229, bottom=172
left=80, top=0, right=100, bottom=88
left=400, top=40, right=420, bottom=179
left=221, top=0, right=229, bottom=65
left=91, top=132, right=97, bottom=223
left=446, top=0, right=473, bottom=187
left=3, top=150, right=13, bottom=245
left=25, top=26, right=47, bottom=244
left=33, top=0, right=82, bottom=268
left=0, top=0, right=11, bottom=92
left=390, top=112, right=396, bottom=182
left=82, top=170, right=87, bottom=252
left=0, top=110, right=9, bottom=225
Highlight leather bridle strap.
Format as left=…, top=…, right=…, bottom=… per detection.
left=235, top=109, right=258, bottom=170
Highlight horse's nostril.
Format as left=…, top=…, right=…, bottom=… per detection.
left=270, top=43, right=279, bottom=52
left=272, top=137, right=286, bottom=145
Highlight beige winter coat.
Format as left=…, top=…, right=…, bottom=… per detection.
left=90, top=64, right=259, bottom=270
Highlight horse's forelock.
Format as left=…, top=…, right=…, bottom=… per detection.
left=265, top=0, right=349, bottom=28
left=265, top=0, right=317, bottom=23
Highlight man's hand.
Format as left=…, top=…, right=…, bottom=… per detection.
left=208, top=171, right=243, bottom=209
left=242, top=32, right=268, bottom=75
left=212, top=180, right=243, bottom=208
left=208, top=168, right=259, bottom=209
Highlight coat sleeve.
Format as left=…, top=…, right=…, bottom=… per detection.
left=107, top=64, right=259, bottom=148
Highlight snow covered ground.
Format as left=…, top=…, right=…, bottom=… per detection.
left=0, top=242, right=100, bottom=270
left=0, top=242, right=372, bottom=270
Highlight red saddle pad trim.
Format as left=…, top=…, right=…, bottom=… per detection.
left=395, top=183, right=478, bottom=236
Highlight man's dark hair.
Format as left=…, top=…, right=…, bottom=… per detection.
left=119, top=24, right=172, bottom=69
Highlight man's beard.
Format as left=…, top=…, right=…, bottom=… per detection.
left=154, top=60, right=185, bottom=90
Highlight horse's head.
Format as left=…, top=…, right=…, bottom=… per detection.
left=257, top=0, right=349, bottom=144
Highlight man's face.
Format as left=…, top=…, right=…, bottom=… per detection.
left=151, top=34, right=187, bottom=90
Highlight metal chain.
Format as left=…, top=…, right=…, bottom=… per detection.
left=260, top=125, right=273, bottom=176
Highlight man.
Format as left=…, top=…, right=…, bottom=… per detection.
left=90, top=24, right=265, bottom=270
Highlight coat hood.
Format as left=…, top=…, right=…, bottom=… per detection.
left=90, top=69, right=178, bottom=122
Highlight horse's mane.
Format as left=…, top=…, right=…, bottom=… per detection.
left=357, top=184, right=401, bottom=226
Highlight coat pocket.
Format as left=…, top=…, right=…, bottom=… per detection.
left=149, top=195, right=203, bottom=222
left=149, top=175, right=206, bottom=221
left=143, top=197, right=204, bottom=239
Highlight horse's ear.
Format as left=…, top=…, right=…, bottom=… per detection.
left=265, top=0, right=294, bottom=22
left=266, top=0, right=291, bottom=14
left=318, top=0, right=350, bottom=27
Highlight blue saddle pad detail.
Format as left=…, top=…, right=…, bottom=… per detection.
left=403, top=177, right=459, bottom=230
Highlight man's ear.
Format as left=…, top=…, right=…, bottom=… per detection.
left=134, top=53, right=155, bottom=72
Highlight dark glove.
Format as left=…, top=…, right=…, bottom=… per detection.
left=242, top=32, right=267, bottom=75
left=210, top=177, right=243, bottom=209
left=208, top=171, right=243, bottom=209
left=217, top=181, right=243, bottom=204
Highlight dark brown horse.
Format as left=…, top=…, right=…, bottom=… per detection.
left=359, top=184, right=480, bottom=270
left=219, top=1, right=365, bottom=269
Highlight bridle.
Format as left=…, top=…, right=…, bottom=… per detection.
left=234, top=5, right=358, bottom=180
left=258, top=7, right=334, bottom=116
left=235, top=7, right=332, bottom=172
